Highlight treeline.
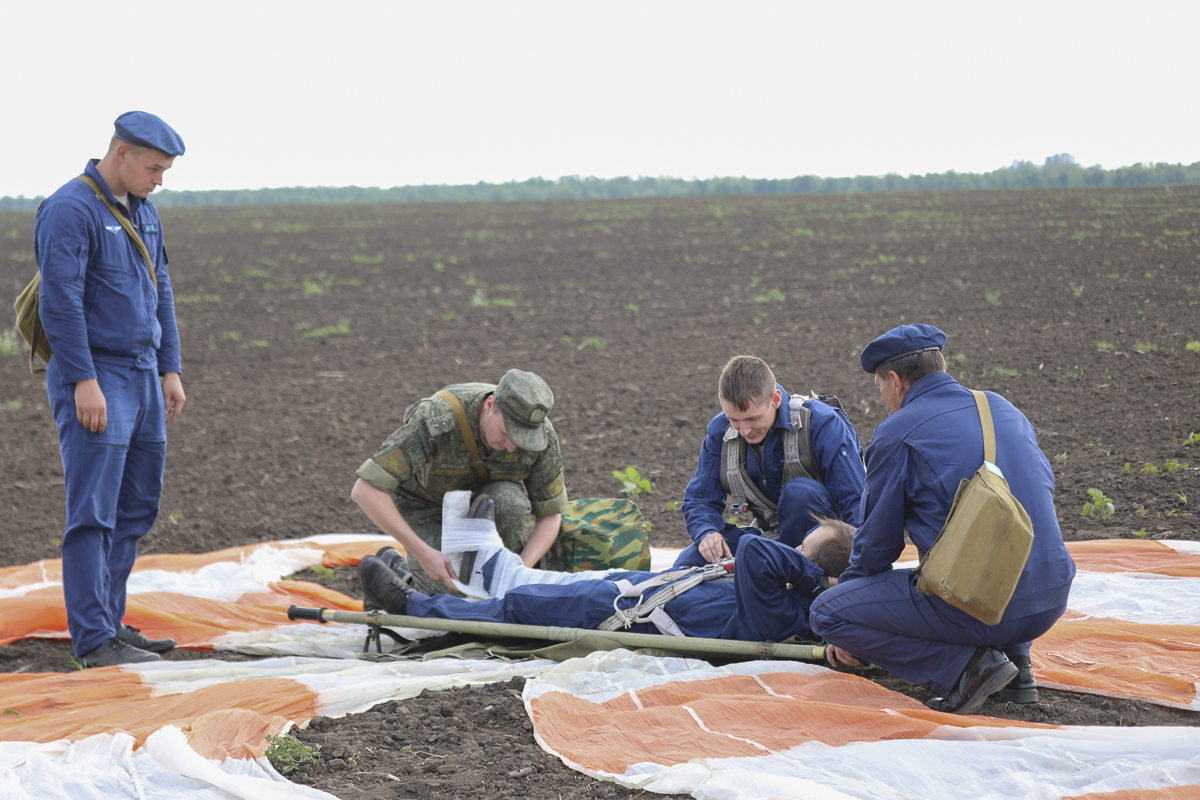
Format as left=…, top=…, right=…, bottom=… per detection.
left=4, top=160, right=1199, bottom=211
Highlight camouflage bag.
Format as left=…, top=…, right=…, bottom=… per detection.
left=549, top=498, right=651, bottom=573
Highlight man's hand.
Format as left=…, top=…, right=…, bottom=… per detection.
left=162, top=372, right=186, bottom=423
left=698, top=531, right=733, bottom=562
left=825, top=644, right=862, bottom=669
left=413, top=542, right=459, bottom=590
left=74, top=379, right=107, bottom=432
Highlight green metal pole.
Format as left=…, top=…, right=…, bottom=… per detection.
left=287, top=606, right=827, bottom=663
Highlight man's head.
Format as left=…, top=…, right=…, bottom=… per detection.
left=798, top=515, right=855, bottom=578
left=103, top=112, right=186, bottom=199
left=718, top=355, right=782, bottom=444
left=484, top=369, right=554, bottom=452
left=859, top=324, right=947, bottom=413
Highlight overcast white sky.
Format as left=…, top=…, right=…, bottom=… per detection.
left=4, top=1, right=1196, bottom=197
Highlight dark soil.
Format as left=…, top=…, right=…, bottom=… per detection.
left=2, top=186, right=1198, bottom=798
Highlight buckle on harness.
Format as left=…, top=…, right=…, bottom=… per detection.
left=726, top=501, right=750, bottom=515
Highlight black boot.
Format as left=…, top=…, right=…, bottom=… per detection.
left=358, top=555, right=416, bottom=615
left=926, top=647, right=1018, bottom=715
left=116, top=624, right=177, bottom=653
left=375, top=546, right=415, bottom=586
left=993, top=654, right=1038, bottom=703
left=77, top=636, right=160, bottom=668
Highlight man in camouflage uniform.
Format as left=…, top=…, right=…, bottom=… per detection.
left=352, top=369, right=568, bottom=595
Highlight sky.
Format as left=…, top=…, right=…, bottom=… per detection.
left=5, top=1, right=1197, bottom=197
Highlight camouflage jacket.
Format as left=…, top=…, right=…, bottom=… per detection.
left=356, top=383, right=567, bottom=518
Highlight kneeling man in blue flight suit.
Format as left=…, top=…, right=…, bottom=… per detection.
left=809, top=325, right=1076, bottom=714
left=358, top=517, right=854, bottom=644
left=677, top=355, right=866, bottom=568
left=35, top=112, right=188, bottom=667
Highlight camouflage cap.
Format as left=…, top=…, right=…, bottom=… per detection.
left=495, top=369, right=554, bottom=451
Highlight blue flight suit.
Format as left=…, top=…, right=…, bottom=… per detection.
left=35, top=160, right=181, bottom=657
left=809, top=371, right=1076, bottom=695
left=409, top=536, right=828, bottom=642
left=676, top=386, right=865, bottom=567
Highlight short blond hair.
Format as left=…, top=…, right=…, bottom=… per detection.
left=718, top=356, right=776, bottom=411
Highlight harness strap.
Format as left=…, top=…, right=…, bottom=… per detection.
left=73, top=176, right=156, bottom=286
left=598, top=561, right=733, bottom=634
left=435, top=390, right=489, bottom=481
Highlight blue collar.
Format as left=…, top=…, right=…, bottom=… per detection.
left=900, top=371, right=958, bottom=409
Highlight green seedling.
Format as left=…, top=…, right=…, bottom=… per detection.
left=1131, top=527, right=1148, bottom=539
left=1182, top=432, right=1200, bottom=447
left=4, top=398, right=23, bottom=411
left=1177, top=493, right=1188, bottom=505
left=265, top=733, right=321, bottom=775
left=1135, top=505, right=1146, bottom=516
left=1165, top=460, right=1189, bottom=473
left=626, top=304, right=639, bottom=314
left=3, top=709, right=23, bottom=718
left=985, top=291, right=1001, bottom=306
left=302, top=319, right=351, bottom=339
left=1141, top=462, right=1160, bottom=475
left=1133, top=341, right=1157, bottom=354
left=310, top=564, right=338, bottom=580
left=664, top=501, right=682, bottom=512
left=1097, top=342, right=1113, bottom=351
left=560, top=335, right=574, bottom=347
left=613, top=466, right=652, bottom=500
left=584, top=337, right=606, bottom=350
left=1122, top=462, right=1133, bottom=472
left=1186, top=341, right=1200, bottom=353
left=1053, top=453, right=1070, bottom=464
left=1081, top=488, right=1115, bottom=520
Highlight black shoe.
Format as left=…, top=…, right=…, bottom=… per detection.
left=358, top=555, right=416, bottom=615
left=77, top=636, right=161, bottom=668
left=116, top=625, right=176, bottom=653
left=375, top=546, right=415, bottom=586
left=993, top=655, right=1038, bottom=703
left=468, top=493, right=495, bottom=523
left=926, top=647, right=1018, bottom=715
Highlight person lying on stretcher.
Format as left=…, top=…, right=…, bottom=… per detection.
left=357, top=491, right=852, bottom=643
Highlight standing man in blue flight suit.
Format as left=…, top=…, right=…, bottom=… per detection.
left=809, top=325, right=1076, bottom=715
left=35, top=112, right=188, bottom=668
left=357, top=517, right=855, bottom=643
left=677, top=355, right=866, bottom=567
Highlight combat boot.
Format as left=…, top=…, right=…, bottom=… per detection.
left=375, top=546, right=416, bottom=586
left=116, top=624, right=176, bottom=653
left=77, top=636, right=161, bottom=668
left=993, top=654, right=1038, bottom=703
left=358, top=555, right=417, bottom=615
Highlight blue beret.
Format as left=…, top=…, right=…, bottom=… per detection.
left=860, top=324, right=947, bottom=373
left=114, top=111, right=186, bottom=156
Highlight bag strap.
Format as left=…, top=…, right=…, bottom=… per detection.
left=971, top=390, right=997, bottom=464
left=73, top=175, right=156, bottom=286
left=435, top=390, right=489, bottom=481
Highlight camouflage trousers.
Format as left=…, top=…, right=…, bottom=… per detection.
left=395, top=480, right=536, bottom=595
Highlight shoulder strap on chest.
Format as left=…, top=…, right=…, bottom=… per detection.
left=784, top=396, right=820, bottom=484
left=598, top=561, right=734, bottom=635
left=72, top=175, right=156, bottom=286
left=435, top=390, right=489, bottom=481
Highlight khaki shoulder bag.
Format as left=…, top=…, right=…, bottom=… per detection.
left=913, top=390, right=1034, bottom=625
left=13, top=175, right=155, bottom=374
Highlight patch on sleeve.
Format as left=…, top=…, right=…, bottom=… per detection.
left=374, top=446, right=412, bottom=480
left=541, top=474, right=565, bottom=501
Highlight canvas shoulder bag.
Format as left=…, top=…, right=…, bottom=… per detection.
left=13, top=175, right=156, bottom=374
left=913, top=390, right=1034, bottom=625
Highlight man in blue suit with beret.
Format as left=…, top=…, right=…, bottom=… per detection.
left=809, top=324, right=1075, bottom=714
left=35, top=112, right=188, bottom=667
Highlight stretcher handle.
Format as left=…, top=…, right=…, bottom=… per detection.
left=287, top=605, right=328, bottom=623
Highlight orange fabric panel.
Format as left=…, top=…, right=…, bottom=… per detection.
left=530, top=671, right=1054, bottom=775
left=183, top=707, right=294, bottom=760
left=1034, top=618, right=1200, bottom=707
left=0, top=560, right=61, bottom=590
left=0, top=670, right=316, bottom=748
left=1065, top=788, right=1200, bottom=800
left=1066, top=540, right=1200, bottom=578
left=0, top=586, right=68, bottom=646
